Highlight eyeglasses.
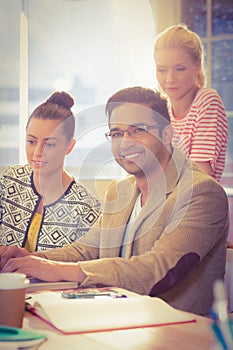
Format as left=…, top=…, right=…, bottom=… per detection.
left=105, top=123, right=162, bottom=140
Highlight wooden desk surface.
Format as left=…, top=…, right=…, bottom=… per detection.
left=22, top=288, right=219, bottom=350
left=22, top=311, right=218, bottom=350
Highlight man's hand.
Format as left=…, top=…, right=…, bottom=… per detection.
left=2, top=254, right=87, bottom=283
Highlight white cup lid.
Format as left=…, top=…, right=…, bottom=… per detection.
left=0, top=273, right=29, bottom=289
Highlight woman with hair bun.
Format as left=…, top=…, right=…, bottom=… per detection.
left=0, top=91, right=100, bottom=252
left=154, top=23, right=228, bottom=182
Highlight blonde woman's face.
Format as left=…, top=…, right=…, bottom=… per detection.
left=154, top=47, right=200, bottom=101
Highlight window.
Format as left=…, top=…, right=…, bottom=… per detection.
left=0, top=0, right=156, bottom=180
left=181, top=0, right=233, bottom=239
left=0, top=0, right=20, bottom=168
left=181, top=0, right=233, bottom=181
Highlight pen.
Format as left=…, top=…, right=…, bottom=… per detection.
left=211, top=322, right=229, bottom=350
left=211, top=280, right=233, bottom=350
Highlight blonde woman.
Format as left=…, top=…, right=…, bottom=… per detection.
left=154, top=23, right=228, bottom=182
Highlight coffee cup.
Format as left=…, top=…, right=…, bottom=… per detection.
left=0, top=272, right=29, bottom=327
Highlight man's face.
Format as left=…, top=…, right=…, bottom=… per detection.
left=109, top=103, right=171, bottom=179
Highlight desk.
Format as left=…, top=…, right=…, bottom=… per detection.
left=22, top=312, right=218, bottom=350
left=22, top=288, right=218, bottom=350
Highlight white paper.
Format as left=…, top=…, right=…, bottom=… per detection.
left=28, top=291, right=195, bottom=332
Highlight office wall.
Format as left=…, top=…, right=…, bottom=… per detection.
left=149, top=0, right=182, bottom=32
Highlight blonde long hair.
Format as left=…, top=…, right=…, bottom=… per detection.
left=154, top=23, right=206, bottom=89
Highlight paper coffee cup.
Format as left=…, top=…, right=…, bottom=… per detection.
left=0, top=273, right=29, bottom=328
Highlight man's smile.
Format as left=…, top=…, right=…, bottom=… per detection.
left=119, top=151, right=143, bottom=160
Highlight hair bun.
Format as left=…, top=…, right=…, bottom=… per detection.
left=46, top=91, right=74, bottom=109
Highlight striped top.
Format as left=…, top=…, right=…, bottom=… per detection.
left=168, top=88, right=228, bottom=181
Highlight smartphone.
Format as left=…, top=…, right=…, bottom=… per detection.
left=61, top=288, right=126, bottom=299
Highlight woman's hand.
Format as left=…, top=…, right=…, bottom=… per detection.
left=0, top=245, right=48, bottom=270
left=0, top=246, right=30, bottom=270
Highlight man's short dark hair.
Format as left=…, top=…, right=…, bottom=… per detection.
left=105, top=86, right=170, bottom=127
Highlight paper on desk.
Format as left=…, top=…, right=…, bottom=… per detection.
left=26, top=291, right=196, bottom=334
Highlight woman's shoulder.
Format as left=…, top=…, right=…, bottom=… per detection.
left=195, top=87, right=224, bottom=102
left=193, top=88, right=226, bottom=117
left=1, top=164, right=31, bottom=178
left=68, top=179, right=101, bottom=206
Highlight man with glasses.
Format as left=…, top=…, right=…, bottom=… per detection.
left=0, top=86, right=229, bottom=315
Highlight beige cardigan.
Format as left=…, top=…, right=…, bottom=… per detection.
left=44, top=149, right=229, bottom=315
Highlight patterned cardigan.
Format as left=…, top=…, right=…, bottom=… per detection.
left=0, top=164, right=100, bottom=251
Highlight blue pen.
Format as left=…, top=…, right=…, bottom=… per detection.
left=211, top=322, right=228, bottom=350
left=211, top=280, right=233, bottom=350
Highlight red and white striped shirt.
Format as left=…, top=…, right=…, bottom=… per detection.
left=168, top=88, right=228, bottom=182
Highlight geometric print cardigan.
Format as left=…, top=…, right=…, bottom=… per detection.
left=0, top=164, right=101, bottom=251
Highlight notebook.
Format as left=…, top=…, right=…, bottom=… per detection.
left=27, top=278, right=79, bottom=292
left=25, top=289, right=196, bottom=334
